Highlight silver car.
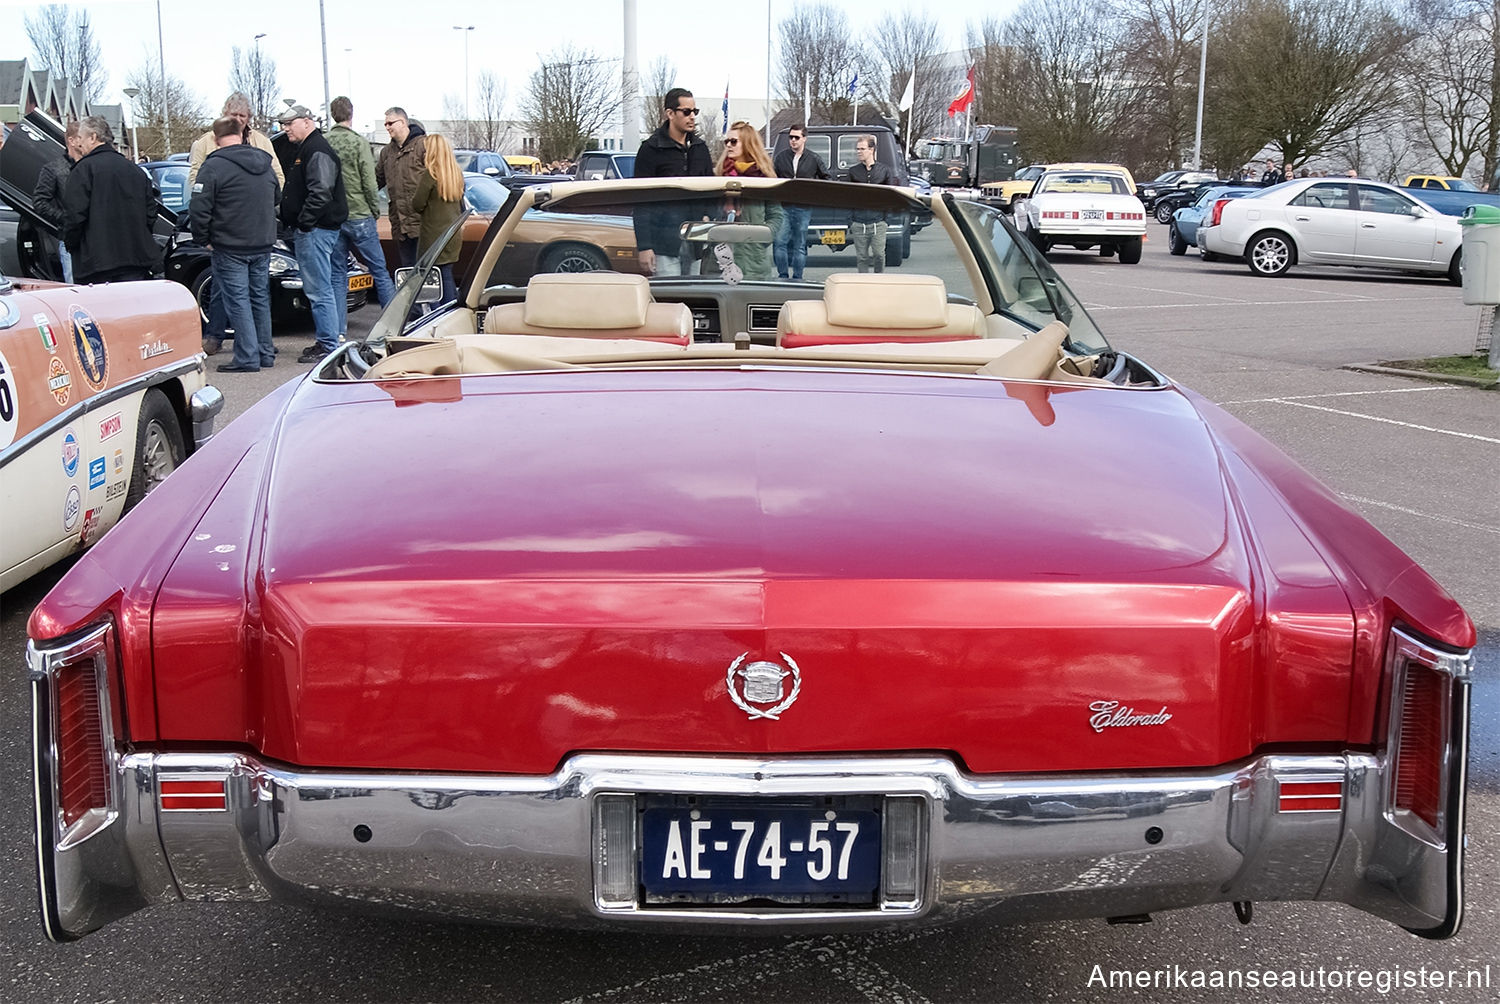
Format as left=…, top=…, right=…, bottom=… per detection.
left=1199, top=177, right=1463, bottom=281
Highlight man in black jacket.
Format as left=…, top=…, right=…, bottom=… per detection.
left=632, top=87, right=713, bottom=276
left=62, top=116, right=159, bottom=283
left=191, top=116, right=282, bottom=373
left=770, top=124, right=829, bottom=280
left=277, top=105, right=349, bottom=363
left=33, top=121, right=80, bottom=282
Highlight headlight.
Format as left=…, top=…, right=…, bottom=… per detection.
left=268, top=253, right=295, bottom=276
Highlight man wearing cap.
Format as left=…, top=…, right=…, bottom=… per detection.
left=277, top=105, right=349, bottom=364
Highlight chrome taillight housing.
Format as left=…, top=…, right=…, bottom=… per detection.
left=29, top=621, right=119, bottom=848
left=1385, top=627, right=1470, bottom=844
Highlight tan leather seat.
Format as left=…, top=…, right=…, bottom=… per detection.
left=484, top=273, right=693, bottom=344
left=776, top=273, right=986, bottom=348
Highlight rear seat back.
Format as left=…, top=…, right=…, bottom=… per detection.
left=484, top=272, right=692, bottom=344
left=777, top=273, right=985, bottom=348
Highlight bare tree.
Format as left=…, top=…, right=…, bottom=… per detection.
left=441, top=94, right=476, bottom=148
left=641, top=56, right=677, bottom=132
left=1207, top=0, right=1410, bottom=168
left=229, top=45, right=281, bottom=134
left=1397, top=0, right=1497, bottom=180
left=126, top=61, right=210, bottom=159
left=25, top=4, right=108, bottom=103
left=775, top=3, right=861, bottom=124
left=1115, top=0, right=1208, bottom=173
left=968, top=19, right=1030, bottom=142
left=981, top=0, right=1132, bottom=163
left=520, top=46, right=620, bottom=162
left=867, top=12, right=948, bottom=143
left=472, top=71, right=511, bottom=152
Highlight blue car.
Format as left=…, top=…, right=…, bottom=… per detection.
left=1168, top=186, right=1259, bottom=256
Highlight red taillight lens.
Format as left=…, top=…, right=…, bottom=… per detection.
left=1393, top=663, right=1446, bottom=830
left=56, top=662, right=110, bottom=829
left=1210, top=198, right=1231, bottom=226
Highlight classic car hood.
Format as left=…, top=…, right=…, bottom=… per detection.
left=151, top=369, right=1357, bottom=774
left=1031, top=192, right=1145, bottom=212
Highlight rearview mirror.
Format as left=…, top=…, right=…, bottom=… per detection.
left=680, top=221, right=775, bottom=244
left=394, top=266, right=443, bottom=304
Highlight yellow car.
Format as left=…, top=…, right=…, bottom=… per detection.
left=506, top=155, right=543, bottom=174
left=1403, top=174, right=1481, bottom=192
left=982, top=162, right=1138, bottom=213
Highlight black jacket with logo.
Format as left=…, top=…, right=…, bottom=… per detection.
left=190, top=143, right=281, bottom=253
left=280, top=128, right=348, bottom=232
left=62, top=144, right=160, bottom=281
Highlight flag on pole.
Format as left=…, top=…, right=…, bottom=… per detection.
left=898, top=71, right=915, bottom=112
left=722, top=81, right=730, bottom=135
left=847, top=71, right=859, bottom=97
left=803, top=73, right=810, bottom=124
left=947, top=65, right=975, bottom=117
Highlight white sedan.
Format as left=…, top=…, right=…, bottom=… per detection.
left=1198, top=178, right=1464, bottom=281
left=1018, top=169, right=1147, bottom=263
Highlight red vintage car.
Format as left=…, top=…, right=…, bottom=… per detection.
left=28, top=177, right=1473, bottom=941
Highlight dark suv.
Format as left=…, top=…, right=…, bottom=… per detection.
left=771, top=124, right=912, bottom=267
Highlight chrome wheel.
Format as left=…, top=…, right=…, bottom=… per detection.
left=1247, top=233, right=1293, bottom=277
left=140, top=420, right=178, bottom=492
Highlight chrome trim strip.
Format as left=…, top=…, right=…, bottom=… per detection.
left=1384, top=628, right=1472, bottom=846
left=0, top=357, right=206, bottom=470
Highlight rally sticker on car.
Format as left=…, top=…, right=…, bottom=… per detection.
left=34, top=313, right=57, bottom=352
left=47, top=356, right=72, bottom=406
left=0, top=347, right=18, bottom=449
left=113, top=448, right=125, bottom=476
left=70, top=304, right=109, bottom=391
left=89, top=456, right=107, bottom=490
left=98, top=412, right=123, bottom=442
left=63, top=485, right=81, bottom=531
left=61, top=427, right=80, bottom=477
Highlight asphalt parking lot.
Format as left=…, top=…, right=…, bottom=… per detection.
left=1, top=224, right=1496, bottom=1003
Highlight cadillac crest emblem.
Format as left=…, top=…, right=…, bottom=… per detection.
left=725, top=653, right=802, bottom=720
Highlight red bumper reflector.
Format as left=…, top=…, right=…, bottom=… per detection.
left=56, top=664, right=109, bottom=828
left=1277, top=779, right=1343, bottom=813
left=1394, top=664, right=1445, bottom=829
left=160, top=778, right=228, bottom=811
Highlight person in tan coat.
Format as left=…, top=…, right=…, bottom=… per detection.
left=187, top=92, right=284, bottom=188
left=376, top=107, right=429, bottom=268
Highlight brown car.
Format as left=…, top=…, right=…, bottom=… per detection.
left=376, top=173, right=644, bottom=284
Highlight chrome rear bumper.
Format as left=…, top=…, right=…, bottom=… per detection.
left=31, top=737, right=1467, bottom=940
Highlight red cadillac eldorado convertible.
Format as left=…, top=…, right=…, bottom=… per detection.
left=29, top=177, right=1473, bottom=941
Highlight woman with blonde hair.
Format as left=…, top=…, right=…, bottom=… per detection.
left=713, top=121, right=784, bottom=281
left=411, top=133, right=465, bottom=302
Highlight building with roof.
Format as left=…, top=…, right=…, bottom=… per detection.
left=0, top=58, right=128, bottom=156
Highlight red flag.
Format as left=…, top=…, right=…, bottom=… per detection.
left=947, top=65, right=975, bottom=117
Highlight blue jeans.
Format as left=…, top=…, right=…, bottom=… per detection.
left=295, top=227, right=347, bottom=351
left=341, top=215, right=395, bottom=310
left=213, top=249, right=273, bottom=368
left=58, top=242, right=74, bottom=284
left=774, top=206, right=810, bottom=278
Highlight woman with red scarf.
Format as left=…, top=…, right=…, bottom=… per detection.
left=713, top=121, right=785, bottom=281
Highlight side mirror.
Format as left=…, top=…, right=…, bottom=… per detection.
left=394, top=266, right=443, bottom=304
left=483, top=167, right=500, bottom=176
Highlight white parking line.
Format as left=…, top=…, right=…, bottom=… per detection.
left=1233, top=398, right=1500, bottom=444
left=1341, top=494, right=1500, bottom=535
left=1088, top=296, right=1449, bottom=311
left=1218, top=386, right=1457, bottom=405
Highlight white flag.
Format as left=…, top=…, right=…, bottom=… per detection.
left=803, top=73, right=810, bottom=123
left=898, top=72, right=914, bottom=112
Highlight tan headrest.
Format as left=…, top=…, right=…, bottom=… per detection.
left=978, top=321, right=1070, bottom=380
left=824, top=273, right=949, bottom=329
left=523, top=273, right=651, bottom=329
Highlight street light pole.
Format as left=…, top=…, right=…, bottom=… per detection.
left=122, top=86, right=140, bottom=160
left=156, top=0, right=170, bottom=154
left=1191, top=2, right=1209, bottom=170
left=453, top=26, right=475, bottom=125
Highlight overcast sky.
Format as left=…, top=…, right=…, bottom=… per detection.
left=2, top=0, right=1019, bottom=135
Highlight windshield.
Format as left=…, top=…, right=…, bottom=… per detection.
left=1035, top=173, right=1132, bottom=196
left=919, top=142, right=965, bottom=160
left=463, top=173, right=509, bottom=213
left=147, top=164, right=190, bottom=214
left=1445, top=179, right=1479, bottom=191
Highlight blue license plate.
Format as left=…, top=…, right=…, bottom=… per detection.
left=641, top=799, right=881, bottom=904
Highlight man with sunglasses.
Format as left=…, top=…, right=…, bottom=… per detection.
left=632, top=87, right=713, bottom=275
left=376, top=107, right=429, bottom=270
left=771, top=124, right=829, bottom=280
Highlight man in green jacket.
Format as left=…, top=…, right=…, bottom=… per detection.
left=327, top=96, right=395, bottom=318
